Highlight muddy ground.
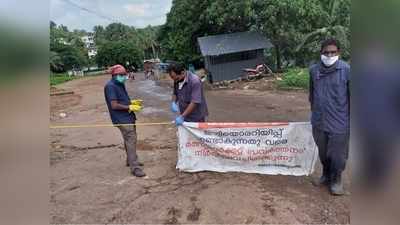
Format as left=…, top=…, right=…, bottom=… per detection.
left=50, top=73, right=350, bottom=224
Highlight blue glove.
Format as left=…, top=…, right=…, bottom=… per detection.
left=175, top=115, right=184, bottom=126
left=171, top=101, right=179, bottom=113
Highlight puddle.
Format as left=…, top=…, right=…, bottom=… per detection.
left=142, top=106, right=165, bottom=114
left=135, top=80, right=171, bottom=101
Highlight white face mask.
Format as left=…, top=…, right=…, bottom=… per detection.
left=321, top=55, right=339, bottom=67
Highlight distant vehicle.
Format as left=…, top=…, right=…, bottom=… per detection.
left=242, top=63, right=272, bottom=80
left=157, top=63, right=170, bottom=73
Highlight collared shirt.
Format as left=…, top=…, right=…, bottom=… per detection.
left=173, top=71, right=209, bottom=122
left=178, top=73, right=188, bottom=90
left=309, top=60, right=350, bottom=134
left=104, top=78, right=136, bottom=124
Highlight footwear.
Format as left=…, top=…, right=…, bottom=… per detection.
left=132, top=168, right=146, bottom=177
left=312, top=174, right=330, bottom=186
left=330, top=173, right=345, bottom=195
left=330, top=182, right=345, bottom=195
left=312, top=168, right=330, bottom=186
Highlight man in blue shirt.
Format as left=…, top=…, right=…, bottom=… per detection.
left=309, top=38, right=350, bottom=195
left=104, top=64, right=145, bottom=177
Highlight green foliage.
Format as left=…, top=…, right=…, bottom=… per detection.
left=278, top=68, right=309, bottom=89
left=95, top=41, right=143, bottom=68
left=93, top=23, right=161, bottom=62
left=158, top=0, right=210, bottom=64
left=49, top=0, right=350, bottom=72
left=103, top=23, right=132, bottom=42
left=50, top=20, right=162, bottom=73
left=50, top=51, right=64, bottom=73
left=136, top=25, right=161, bottom=59
left=158, top=0, right=350, bottom=69
left=50, top=73, right=76, bottom=86
left=252, top=0, right=345, bottom=69
left=52, top=44, right=87, bottom=71
left=294, top=0, right=351, bottom=62
left=93, top=25, right=107, bottom=48
left=50, top=21, right=89, bottom=72
left=158, top=0, right=253, bottom=64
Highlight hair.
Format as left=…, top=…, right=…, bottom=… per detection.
left=167, top=62, right=185, bottom=75
left=320, top=38, right=341, bottom=52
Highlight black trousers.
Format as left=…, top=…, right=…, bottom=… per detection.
left=312, top=127, right=349, bottom=177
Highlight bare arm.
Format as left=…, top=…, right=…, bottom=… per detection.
left=172, top=94, right=177, bottom=102
left=111, top=100, right=129, bottom=111
left=181, top=102, right=197, bottom=117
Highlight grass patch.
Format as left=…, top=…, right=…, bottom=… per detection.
left=277, top=68, right=309, bottom=89
left=50, top=73, right=76, bottom=86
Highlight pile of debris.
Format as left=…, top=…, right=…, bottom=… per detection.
left=204, top=74, right=283, bottom=91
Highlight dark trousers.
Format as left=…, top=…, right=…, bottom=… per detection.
left=312, top=127, right=349, bottom=178
left=118, top=125, right=140, bottom=171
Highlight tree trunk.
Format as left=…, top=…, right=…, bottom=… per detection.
left=276, top=46, right=282, bottom=71
left=151, top=43, right=157, bottom=59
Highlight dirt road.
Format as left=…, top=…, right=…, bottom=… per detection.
left=50, top=73, right=349, bottom=224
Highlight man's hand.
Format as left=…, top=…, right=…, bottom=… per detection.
left=129, top=104, right=142, bottom=113
left=131, top=99, right=143, bottom=106
left=175, top=115, right=184, bottom=126
left=171, top=102, right=179, bottom=113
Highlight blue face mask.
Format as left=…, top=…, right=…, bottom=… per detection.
left=115, top=75, right=127, bottom=83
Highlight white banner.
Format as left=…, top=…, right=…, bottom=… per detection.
left=177, top=122, right=318, bottom=176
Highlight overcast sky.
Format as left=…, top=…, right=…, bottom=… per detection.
left=50, top=0, right=173, bottom=31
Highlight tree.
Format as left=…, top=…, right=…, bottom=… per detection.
left=205, top=0, right=253, bottom=34
left=93, top=25, right=106, bottom=48
left=158, top=0, right=211, bottom=64
left=295, top=0, right=350, bottom=61
left=72, top=29, right=88, bottom=37
left=96, top=41, right=143, bottom=68
left=103, top=23, right=132, bottom=42
left=137, top=25, right=161, bottom=59
left=56, top=45, right=87, bottom=70
left=158, top=0, right=256, bottom=65
left=50, top=51, right=64, bottom=72
left=50, top=23, right=89, bottom=72
left=59, top=24, right=69, bottom=33
left=50, top=21, right=57, bottom=30
left=252, top=0, right=323, bottom=70
left=158, top=0, right=350, bottom=70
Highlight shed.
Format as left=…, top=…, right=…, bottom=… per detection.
left=197, top=31, right=272, bottom=82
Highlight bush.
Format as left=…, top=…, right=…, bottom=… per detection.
left=278, top=68, right=309, bottom=89
left=84, top=70, right=107, bottom=76
left=50, top=73, right=75, bottom=86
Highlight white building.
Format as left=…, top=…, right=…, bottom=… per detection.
left=81, top=33, right=97, bottom=58
left=81, top=33, right=95, bottom=48
left=88, top=48, right=98, bottom=58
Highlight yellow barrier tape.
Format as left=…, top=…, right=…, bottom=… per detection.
left=50, top=121, right=174, bottom=129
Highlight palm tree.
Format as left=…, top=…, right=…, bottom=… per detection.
left=295, top=0, right=349, bottom=52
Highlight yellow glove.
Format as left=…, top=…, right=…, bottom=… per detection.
left=130, top=99, right=143, bottom=106
left=129, top=104, right=142, bottom=113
